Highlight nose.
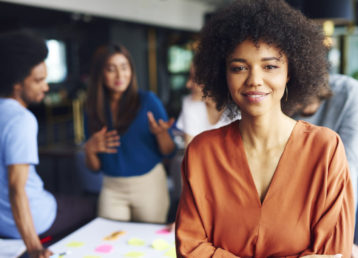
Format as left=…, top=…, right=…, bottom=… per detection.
left=246, top=67, right=263, bottom=87
left=115, top=68, right=121, bottom=78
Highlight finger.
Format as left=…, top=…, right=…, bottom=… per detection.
left=106, top=134, right=120, bottom=141
left=158, top=119, right=168, bottom=129
left=106, top=140, right=120, bottom=148
left=147, top=111, right=158, bottom=127
left=106, top=130, right=119, bottom=136
left=105, top=148, right=118, bottom=154
left=99, top=126, right=108, bottom=134
left=158, top=119, right=174, bottom=129
left=168, top=117, right=175, bottom=127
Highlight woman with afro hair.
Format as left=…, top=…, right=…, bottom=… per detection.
left=175, top=0, right=355, bottom=257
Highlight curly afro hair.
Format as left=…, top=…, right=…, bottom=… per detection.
left=0, top=30, right=48, bottom=97
left=194, top=0, right=330, bottom=116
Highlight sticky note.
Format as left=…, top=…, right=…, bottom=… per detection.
left=156, top=228, right=171, bottom=235
left=127, top=238, right=146, bottom=246
left=83, top=256, right=101, bottom=258
left=151, top=239, right=170, bottom=250
left=95, top=244, right=113, bottom=253
left=65, top=241, right=84, bottom=248
left=104, top=230, right=126, bottom=240
left=125, top=251, right=145, bottom=257
left=164, top=247, right=176, bottom=257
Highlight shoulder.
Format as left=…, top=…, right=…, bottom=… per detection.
left=140, top=90, right=159, bottom=102
left=188, top=121, right=237, bottom=151
left=297, top=120, right=341, bottom=150
left=0, top=99, right=37, bottom=129
left=140, top=90, right=162, bottom=107
left=329, top=74, right=358, bottom=96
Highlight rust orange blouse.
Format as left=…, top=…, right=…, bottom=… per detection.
left=175, top=120, right=355, bottom=257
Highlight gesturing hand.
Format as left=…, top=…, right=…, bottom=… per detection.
left=147, top=111, right=174, bottom=136
left=85, top=126, right=120, bottom=154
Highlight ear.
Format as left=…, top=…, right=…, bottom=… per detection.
left=12, top=82, right=23, bottom=96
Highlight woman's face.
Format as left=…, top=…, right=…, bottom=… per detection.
left=226, top=40, right=289, bottom=118
left=103, top=53, right=132, bottom=94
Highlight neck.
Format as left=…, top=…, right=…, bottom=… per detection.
left=190, top=92, right=202, bottom=101
left=11, top=94, right=27, bottom=108
left=239, top=111, right=295, bottom=150
left=110, top=92, right=122, bottom=102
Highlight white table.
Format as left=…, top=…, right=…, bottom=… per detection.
left=49, top=217, right=176, bottom=258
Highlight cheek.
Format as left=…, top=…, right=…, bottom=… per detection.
left=103, top=73, right=113, bottom=84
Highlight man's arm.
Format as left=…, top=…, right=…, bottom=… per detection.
left=8, top=164, right=52, bottom=258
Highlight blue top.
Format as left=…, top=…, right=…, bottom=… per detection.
left=294, top=74, right=358, bottom=213
left=0, top=98, right=56, bottom=238
left=94, top=91, right=174, bottom=177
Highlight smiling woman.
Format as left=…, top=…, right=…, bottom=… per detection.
left=175, top=0, right=355, bottom=257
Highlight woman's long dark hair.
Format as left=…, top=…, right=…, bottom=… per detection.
left=86, top=44, right=140, bottom=135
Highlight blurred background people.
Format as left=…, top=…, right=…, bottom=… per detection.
left=0, top=30, right=56, bottom=258
left=176, top=63, right=240, bottom=147
left=84, top=44, right=175, bottom=223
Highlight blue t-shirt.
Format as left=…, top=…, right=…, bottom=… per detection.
left=95, top=91, right=174, bottom=177
left=0, top=98, right=57, bottom=238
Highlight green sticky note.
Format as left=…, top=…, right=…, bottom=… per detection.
left=164, top=246, right=176, bottom=257
left=151, top=239, right=170, bottom=250
left=127, top=237, right=146, bottom=246
left=125, top=251, right=145, bottom=257
left=66, top=241, right=84, bottom=247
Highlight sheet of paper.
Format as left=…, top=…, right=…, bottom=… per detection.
left=49, top=217, right=176, bottom=257
left=0, top=238, right=26, bottom=258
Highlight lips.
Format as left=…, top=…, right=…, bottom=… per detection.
left=242, top=91, right=269, bottom=103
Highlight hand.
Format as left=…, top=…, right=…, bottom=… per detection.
left=85, top=126, right=120, bottom=154
left=147, top=111, right=174, bottom=136
left=302, top=255, right=342, bottom=258
left=28, top=248, right=53, bottom=258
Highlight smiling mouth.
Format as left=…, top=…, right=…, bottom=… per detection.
left=243, top=92, right=269, bottom=96
left=242, top=92, right=269, bottom=102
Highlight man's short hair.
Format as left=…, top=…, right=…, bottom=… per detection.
left=0, top=30, right=48, bottom=97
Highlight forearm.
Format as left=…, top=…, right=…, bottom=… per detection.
left=155, top=131, right=175, bottom=155
left=176, top=240, right=239, bottom=258
left=9, top=187, right=43, bottom=253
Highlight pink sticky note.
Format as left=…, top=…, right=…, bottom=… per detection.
left=95, top=244, right=113, bottom=253
left=156, top=228, right=171, bottom=235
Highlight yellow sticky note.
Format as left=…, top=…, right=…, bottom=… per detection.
left=104, top=230, right=126, bottom=240
left=127, top=238, right=146, bottom=246
left=164, top=246, right=176, bottom=257
left=125, top=251, right=145, bottom=257
left=66, top=241, right=84, bottom=248
left=152, top=239, right=170, bottom=250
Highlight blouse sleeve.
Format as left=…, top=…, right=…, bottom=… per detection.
left=175, top=149, right=239, bottom=258
left=300, top=137, right=355, bottom=257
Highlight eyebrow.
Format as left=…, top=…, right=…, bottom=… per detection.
left=228, top=57, right=281, bottom=63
